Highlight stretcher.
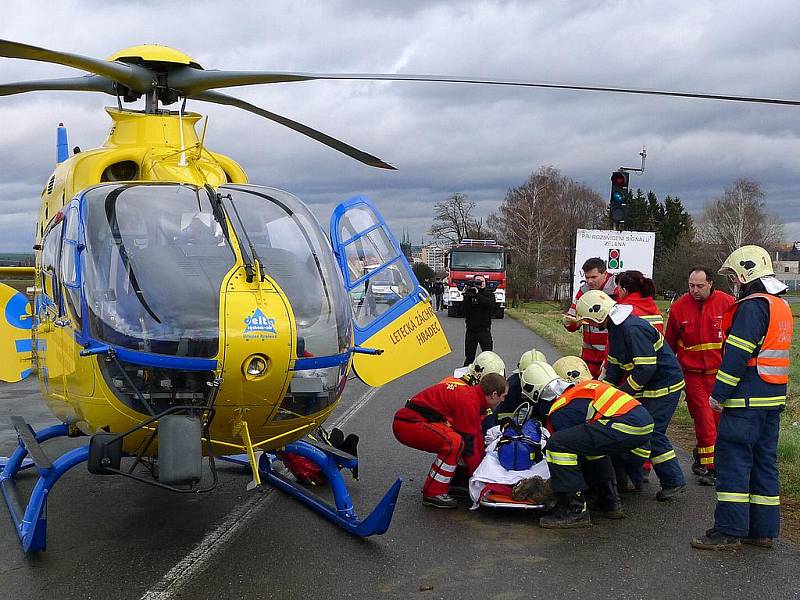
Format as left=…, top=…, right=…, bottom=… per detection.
left=478, top=489, right=545, bottom=510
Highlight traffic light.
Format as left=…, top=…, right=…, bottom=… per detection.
left=609, top=170, right=629, bottom=227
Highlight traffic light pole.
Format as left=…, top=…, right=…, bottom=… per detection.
left=611, top=147, right=647, bottom=231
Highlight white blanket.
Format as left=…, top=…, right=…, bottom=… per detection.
left=468, top=426, right=550, bottom=508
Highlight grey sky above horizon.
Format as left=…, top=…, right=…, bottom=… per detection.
left=1, top=0, right=799, bottom=252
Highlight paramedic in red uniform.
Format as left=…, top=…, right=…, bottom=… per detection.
left=392, top=373, right=508, bottom=508
left=564, top=257, right=617, bottom=378
left=616, top=270, right=664, bottom=333
left=665, top=267, right=735, bottom=485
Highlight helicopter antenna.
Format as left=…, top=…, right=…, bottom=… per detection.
left=178, top=97, right=188, bottom=167
left=197, top=114, right=209, bottom=161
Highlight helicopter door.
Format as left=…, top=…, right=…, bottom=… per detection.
left=330, top=196, right=450, bottom=387
left=36, top=213, right=67, bottom=399
left=60, top=203, right=95, bottom=398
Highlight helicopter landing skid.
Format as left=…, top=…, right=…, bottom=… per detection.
left=222, top=440, right=402, bottom=537
left=0, top=422, right=89, bottom=553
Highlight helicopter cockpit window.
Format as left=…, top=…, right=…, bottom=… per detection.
left=60, top=205, right=82, bottom=326
left=338, top=220, right=414, bottom=328
left=219, top=185, right=352, bottom=359
left=82, top=184, right=235, bottom=358
left=40, top=217, right=64, bottom=310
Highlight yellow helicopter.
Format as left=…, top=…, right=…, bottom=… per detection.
left=0, top=39, right=456, bottom=552
left=1, top=38, right=798, bottom=554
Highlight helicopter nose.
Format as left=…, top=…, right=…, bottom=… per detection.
left=216, top=277, right=295, bottom=416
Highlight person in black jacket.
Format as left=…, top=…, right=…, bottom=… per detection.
left=462, top=276, right=496, bottom=366
left=433, top=279, right=445, bottom=311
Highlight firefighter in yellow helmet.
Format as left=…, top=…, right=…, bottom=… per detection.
left=484, top=349, right=544, bottom=431
left=553, top=356, right=592, bottom=383
left=576, top=289, right=687, bottom=500
left=520, top=362, right=653, bottom=528
left=692, top=246, right=793, bottom=550
left=440, top=350, right=505, bottom=388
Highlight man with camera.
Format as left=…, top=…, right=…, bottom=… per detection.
left=462, top=275, right=497, bottom=367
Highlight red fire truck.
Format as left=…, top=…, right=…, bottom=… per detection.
left=444, top=239, right=507, bottom=319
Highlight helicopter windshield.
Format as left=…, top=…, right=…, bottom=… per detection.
left=82, top=184, right=235, bottom=358
left=219, top=185, right=352, bottom=357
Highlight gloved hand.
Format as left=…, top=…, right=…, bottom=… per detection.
left=709, top=396, right=723, bottom=413
left=562, top=313, right=579, bottom=327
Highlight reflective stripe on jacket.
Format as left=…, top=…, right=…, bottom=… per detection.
left=665, top=290, right=735, bottom=374
left=549, top=380, right=641, bottom=421
left=605, top=313, right=685, bottom=399
left=566, top=273, right=617, bottom=364
left=722, top=293, right=793, bottom=384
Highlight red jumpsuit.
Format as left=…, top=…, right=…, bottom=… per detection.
left=392, top=381, right=489, bottom=497
left=565, top=272, right=617, bottom=377
left=665, top=290, right=735, bottom=470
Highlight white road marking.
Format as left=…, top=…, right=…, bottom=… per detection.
left=139, top=385, right=382, bottom=600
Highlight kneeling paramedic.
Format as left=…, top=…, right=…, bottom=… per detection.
left=576, top=289, right=687, bottom=500
left=393, top=373, right=508, bottom=508
left=521, top=362, right=654, bottom=528
left=692, top=246, right=794, bottom=550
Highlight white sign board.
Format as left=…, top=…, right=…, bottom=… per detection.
left=573, top=229, right=656, bottom=297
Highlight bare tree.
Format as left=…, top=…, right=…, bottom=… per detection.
left=429, top=192, right=478, bottom=244
left=698, top=178, right=784, bottom=254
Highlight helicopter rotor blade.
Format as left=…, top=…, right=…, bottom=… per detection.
left=0, top=39, right=153, bottom=91
left=0, top=75, right=117, bottom=98
left=172, top=68, right=800, bottom=108
left=189, top=90, right=396, bottom=170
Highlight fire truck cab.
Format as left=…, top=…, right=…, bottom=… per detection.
left=445, top=239, right=507, bottom=319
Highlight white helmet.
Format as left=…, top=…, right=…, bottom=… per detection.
left=719, top=245, right=774, bottom=284
left=520, top=361, right=560, bottom=403
left=470, top=351, right=506, bottom=380
left=553, top=356, right=592, bottom=383
left=575, top=289, right=616, bottom=324
left=518, top=349, right=548, bottom=372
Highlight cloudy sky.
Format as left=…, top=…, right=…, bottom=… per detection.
left=1, top=0, right=799, bottom=252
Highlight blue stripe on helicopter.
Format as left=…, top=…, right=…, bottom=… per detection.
left=4, top=291, right=32, bottom=330
left=109, top=345, right=217, bottom=372
left=292, top=353, right=350, bottom=371
left=15, top=339, right=32, bottom=353
left=20, top=368, right=31, bottom=379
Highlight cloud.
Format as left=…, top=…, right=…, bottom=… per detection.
left=1, top=0, right=799, bottom=253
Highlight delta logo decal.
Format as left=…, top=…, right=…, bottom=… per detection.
left=243, top=308, right=277, bottom=340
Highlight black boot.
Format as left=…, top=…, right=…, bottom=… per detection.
left=591, top=480, right=625, bottom=519
left=697, top=469, right=716, bottom=487
left=691, top=448, right=708, bottom=476
left=539, top=492, right=592, bottom=529
left=691, top=528, right=741, bottom=551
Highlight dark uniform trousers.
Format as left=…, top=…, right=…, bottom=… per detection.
left=640, top=389, right=686, bottom=488
left=463, top=328, right=493, bottom=367
left=715, top=408, right=781, bottom=538
left=546, top=406, right=653, bottom=494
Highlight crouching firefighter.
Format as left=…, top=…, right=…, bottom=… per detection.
left=392, top=373, right=509, bottom=508
left=520, top=362, right=654, bottom=528
left=692, top=245, right=794, bottom=551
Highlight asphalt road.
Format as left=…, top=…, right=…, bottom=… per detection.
left=1, top=313, right=799, bottom=600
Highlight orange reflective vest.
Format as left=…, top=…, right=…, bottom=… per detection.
left=549, top=380, right=641, bottom=422
left=722, top=293, right=793, bottom=384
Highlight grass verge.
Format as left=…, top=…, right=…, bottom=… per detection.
left=508, top=301, right=800, bottom=541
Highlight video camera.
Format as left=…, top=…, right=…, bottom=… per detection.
left=463, top=280, right=479, bottom=295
